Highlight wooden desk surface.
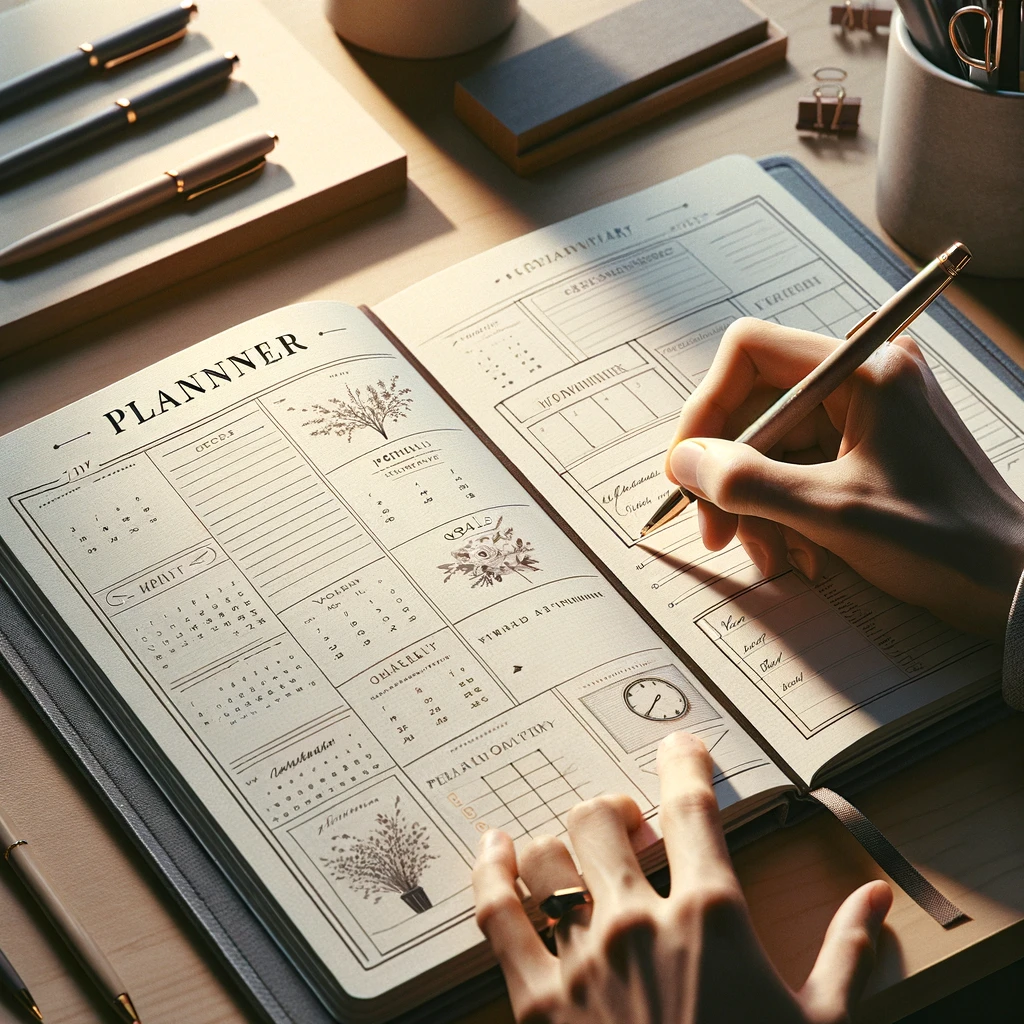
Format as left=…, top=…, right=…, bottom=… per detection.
left=0, top=2, right=1022, bottom=1023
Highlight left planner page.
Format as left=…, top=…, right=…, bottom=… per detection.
left=0, top=302, right=788, bottom=1014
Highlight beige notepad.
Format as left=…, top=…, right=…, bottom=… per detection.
left=0, top=0, right=406, bottom=355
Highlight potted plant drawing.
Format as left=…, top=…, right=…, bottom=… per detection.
left=321, top=796, right=438, bottom=913
left=298, top=375, right=413, bottom=441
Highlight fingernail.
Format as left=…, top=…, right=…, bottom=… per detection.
left=788, top=548, right=812, bottom=578
left=479, top=829, right=504, bottom=852
left=669, top=440, right=706, bottom=489
left=867, top=882, right=893, bottom=933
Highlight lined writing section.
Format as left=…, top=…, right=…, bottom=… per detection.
left=154, top=407, right=377, bottom=612
left=695, top=565, right=989, bottom=737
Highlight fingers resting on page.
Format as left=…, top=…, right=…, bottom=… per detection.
left=472, top=731, right=892, bottom=1024
left=660, top=318, right=1024, bottom=638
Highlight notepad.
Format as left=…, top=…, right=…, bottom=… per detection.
left=455, top=0, right=787, bottom=173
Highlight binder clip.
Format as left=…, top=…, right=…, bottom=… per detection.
left=796, top=68, right=860, bottom=134
left=829, top=1, right=892, bottom=32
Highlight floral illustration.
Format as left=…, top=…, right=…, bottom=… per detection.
left=321, top=796, right=438, bottom=912
left=298, top=376, right=413, bottom=442
left=438, top=517, right=541, bottom=588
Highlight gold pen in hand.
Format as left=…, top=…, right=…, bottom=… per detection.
left=0, top=807, right=142, bottom=1024
left=640, top=241, right=973, bottom=537
left=0, top=131, right=278, bottom=268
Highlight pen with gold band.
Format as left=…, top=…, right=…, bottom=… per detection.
left=0, top=3, right=199, bottom=116
left=640, top=241, right=973, bottom=537
left=0, top=807, right=142, bottom=1024
left=0, top=131, right=278, bottom=267
left=0, top=52, right=239, bottom=187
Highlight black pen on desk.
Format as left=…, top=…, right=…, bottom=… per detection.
left=640, top=242, right=972, bottom=537
left=0, top=52, right=239, bottom=188
left=0, top=945, right=42, bottom=1023
left=0, top=131, right=278, bottom=268
left=0, top=2, right=199, bottom=118
left=0, top=807, right=141, bottom=1024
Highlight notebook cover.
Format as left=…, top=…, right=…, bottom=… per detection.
left=1, top=155, right=1022, bottom=1024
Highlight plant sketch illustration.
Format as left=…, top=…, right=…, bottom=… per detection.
left=321, top=796, right=438, bottom=913
left=298, top=376, right=413, bottom=442
left=438, top=517, right=541, bottom=588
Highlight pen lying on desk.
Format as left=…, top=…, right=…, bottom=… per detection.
left=0, top=52, right=239, bottom=188
left=0, top=131, right=278, bottom=267
left=640, top=241, right=973, bottom=537
left=0, top=2, right=199, bottom=117
left=0, top=806, right=142, bottom=1024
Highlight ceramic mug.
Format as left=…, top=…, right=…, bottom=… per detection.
left=877, top=12, right=1024, bottom=277
left=325, top=0, right=519, bottom=59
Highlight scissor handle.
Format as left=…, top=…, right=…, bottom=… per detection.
left=949, top=4, right=1001, bottom=73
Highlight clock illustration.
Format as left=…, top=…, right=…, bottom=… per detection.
left=622, top=677, right=689, bottom=721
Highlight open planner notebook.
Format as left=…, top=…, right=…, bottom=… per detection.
left=0, top=155, right=1018, bottom=1021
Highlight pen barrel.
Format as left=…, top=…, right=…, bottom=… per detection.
left=175, top=130, right=276, bottom=191
left=6, top=843, right=128, bottom=1000
left=737, top=256, right=957, bottom=453
left=0, top=175, right=179, bottom=265
left=92, top=2, right=197, bottom=66
left=0, top=51, right=92, bottom=116
left=0, top=942, right=27, bottom=993
left=132, top=53, right=238, bottom=119
left=0, top=105, right=127, bottom=186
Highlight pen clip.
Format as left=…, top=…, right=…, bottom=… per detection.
left=176, top=156, right=268, bottom=201
left=100, top=26, right=190, bottom=70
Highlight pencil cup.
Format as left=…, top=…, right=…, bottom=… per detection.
left=877, top=13, right=1024, bottom=277
left=324, top=0, right=518, bottom=59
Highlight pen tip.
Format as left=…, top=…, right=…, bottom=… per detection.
left=15, top=990, right=42, bottom=1022
left=114, top=993, right=141, bottom=1024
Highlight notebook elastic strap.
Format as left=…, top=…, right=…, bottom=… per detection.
left=808, top=786, right=967, bottom=928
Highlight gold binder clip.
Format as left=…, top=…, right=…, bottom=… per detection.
left=830, top=1, right=892, bottom=32
left=796, top=67, right=861, bottom=134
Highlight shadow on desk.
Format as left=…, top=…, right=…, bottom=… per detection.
left=342, top=8, right=796, bottom=209
left=0, top=180, right=454, bottom=382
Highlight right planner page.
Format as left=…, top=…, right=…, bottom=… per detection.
left=373, top=155, right=1024, bottom=784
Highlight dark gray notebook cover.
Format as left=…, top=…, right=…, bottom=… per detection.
left=1, top=156, right=1021, bottom=1024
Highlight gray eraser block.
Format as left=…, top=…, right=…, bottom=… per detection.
left=456, top=0, right=768, bottom=154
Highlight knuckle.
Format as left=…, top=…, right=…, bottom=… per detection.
left=674, top=878, right=744, bottom=925
left=602, top=908, right=658, bottom=948
left=519, top=834, right=566, bottom=874
left=517, top=991, right=561, bottom=1024
left=566, top=793, right=628, bottom=829
left=474, top=892, right=521, bottom=935
left=663, top=783, right=718, bottom=820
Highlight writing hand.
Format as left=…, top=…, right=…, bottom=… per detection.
left=473, top=731, right=891, bottom=1024
left=663, top=318, right=1024, bottom=637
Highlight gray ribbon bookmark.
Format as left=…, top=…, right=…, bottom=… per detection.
left=809, top=787, right=968, bottom=929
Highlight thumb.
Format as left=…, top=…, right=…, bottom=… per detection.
left=669, top=437, right=823, bottom=524
left=797, top=880, right=892, bottom=1023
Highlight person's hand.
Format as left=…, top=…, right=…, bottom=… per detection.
left=663, top=318, right=1024, bottom=638
left=473, top=731, right=892, bottom=1024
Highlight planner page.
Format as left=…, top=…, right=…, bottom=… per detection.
left=0, top=302, right=787, bottom=1007
left=374, top=154, right=1021, bottom=784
